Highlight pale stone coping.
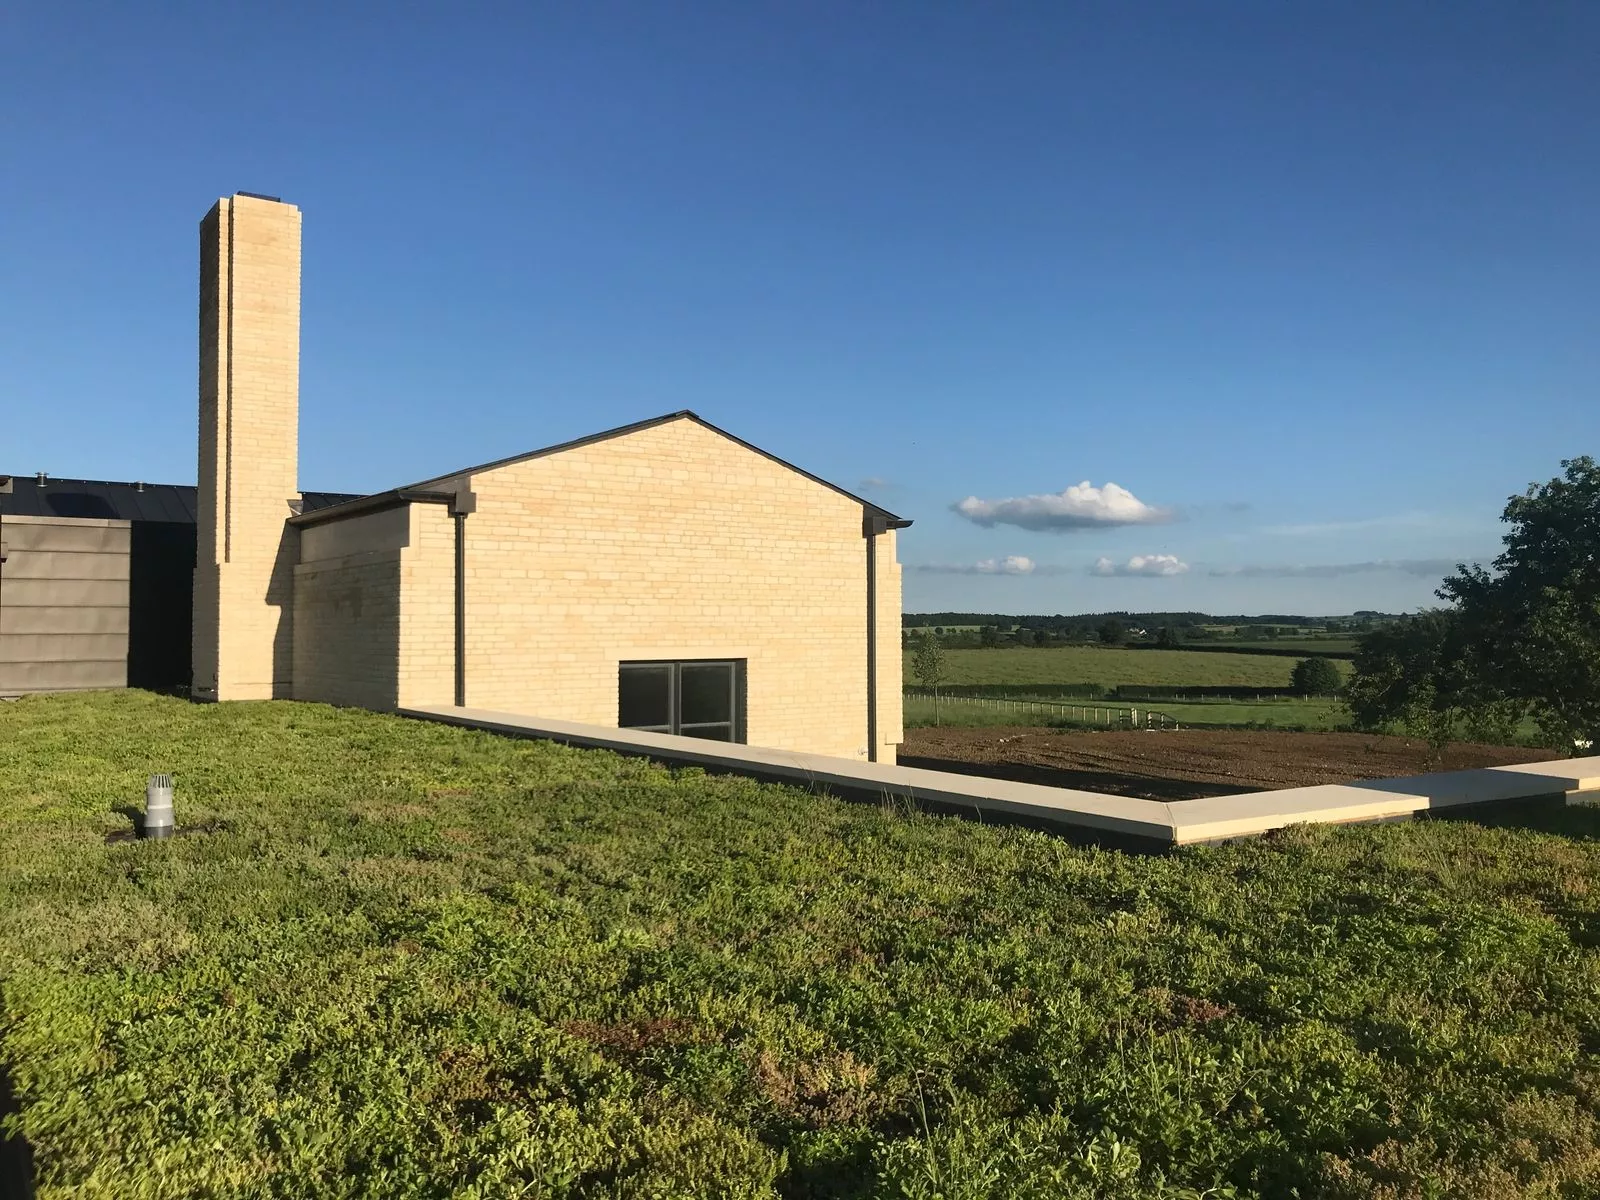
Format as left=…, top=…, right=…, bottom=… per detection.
left=401, top=705, right=1176, bottom=842
left=1490, top=759, right=1600, bottom=791
left=399, top=705, right=1600, bottom=847
left=1174, top=757, right=1600, bottom=844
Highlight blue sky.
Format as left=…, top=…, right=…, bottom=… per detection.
left=3, top=2, right=1595, bottom=616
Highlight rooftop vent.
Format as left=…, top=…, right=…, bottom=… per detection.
left=143, top=774, right=174, bottom=840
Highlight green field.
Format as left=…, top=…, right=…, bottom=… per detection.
left=905, top=646, right=1350, bottom=690
left=5, top=692, right=1600, bottom=1197
left=904, top=695, right=1347, bottom=732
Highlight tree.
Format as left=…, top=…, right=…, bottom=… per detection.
left=1156, top=625, right=1182, bottom=649
left=1097, top=619, right=1126, bottom=646
left=1345, top=610, right=1524, bottom=751
left=911, top=632, right=948, bottom=725
left=1439, top=456, right=1600, bottom=750
left=1290, top=656, right=1342, bottom=697
left=980, top=625, right=1001, bottom=648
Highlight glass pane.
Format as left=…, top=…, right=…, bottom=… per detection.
left=619, top=664, right=672, bottom=729
left=680, top=723, right=733, bottom=742
left=679, top=663, right=733, bottom=726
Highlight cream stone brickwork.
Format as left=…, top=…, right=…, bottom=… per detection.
left=193, top=194, right=301, bottom=701
left=427, top=417, right=902, bottom=761
left=397, top=503, right=457, bottom=709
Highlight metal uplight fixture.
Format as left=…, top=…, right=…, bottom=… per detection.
left=143, top=774, right=175, bottom=839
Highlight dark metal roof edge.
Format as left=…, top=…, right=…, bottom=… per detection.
left=0, top=475, right=195, bottom=491
left=402, top=411, right=910, bottom=523
left=288, top=488, right=455, bottom=528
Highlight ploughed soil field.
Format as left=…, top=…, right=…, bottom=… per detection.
left=898, top=725, right=1559, bottom=801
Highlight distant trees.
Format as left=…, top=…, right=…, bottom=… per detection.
left=1345, top=456, right=1600, bottom=751
left=1098, top=619, right=1126, bottom=646
left=910, top=632, right=948, bottom=725
left=1290, top=656, right=1342, bottom=697
left=1156, top=625, right=1182, bottom=649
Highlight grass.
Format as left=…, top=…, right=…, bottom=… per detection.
left=903, top=696, right=1348, bottom=732
left=906, top=647, right=1350, bottom=690
left=4, top=691, right=1600, bottom=1198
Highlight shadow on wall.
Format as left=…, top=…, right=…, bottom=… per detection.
left=128, top=522, right=195, bottom=691
left=270, top=525, right=296, bottom=700
left=292, top=549, right=402, bottom=710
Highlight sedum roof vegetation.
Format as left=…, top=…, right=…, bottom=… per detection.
left=2, top=692, right=1599, bottom=1199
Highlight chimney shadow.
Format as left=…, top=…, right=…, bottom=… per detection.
left=0, top=1054, right=37, bottom=1199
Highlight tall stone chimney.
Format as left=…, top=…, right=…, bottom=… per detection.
left=192, top=194, right=301, bottom=701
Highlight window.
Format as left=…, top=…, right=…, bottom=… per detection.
left=619, top=659, right=745, bottom=742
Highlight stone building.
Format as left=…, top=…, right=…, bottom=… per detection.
left=8, top=193, right=911, bottom=762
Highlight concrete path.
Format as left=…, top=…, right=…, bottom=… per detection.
left=401, top=705, right=1600, bottom=848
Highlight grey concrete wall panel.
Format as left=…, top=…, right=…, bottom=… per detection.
left=0, top=634, right=130, bottom=664
left=0, top=606, right=129, bottom=636
left=0, top=520, right=129, bottom=554
left=0, top=515, right=133, bottom=695
left=1, top=550, right=131, bottom=581
left=0, top=578, right=131, bottom=609
left=0, top=659, right=127, bottom=694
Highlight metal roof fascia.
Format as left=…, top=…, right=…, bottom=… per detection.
left=286, top=488, right=456, bottom=529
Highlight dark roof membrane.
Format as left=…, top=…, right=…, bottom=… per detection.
left=0, top=477, right=358, bottom=523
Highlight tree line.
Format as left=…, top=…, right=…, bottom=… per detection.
left=1344, top=456, right=1599, bottom=751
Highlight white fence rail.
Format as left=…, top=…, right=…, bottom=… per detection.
left=906, top=692, right=1180, bottom=730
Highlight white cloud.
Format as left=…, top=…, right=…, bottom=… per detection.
left=953, top=481, right=1173, bottom=532
left=913, top=555, right=1041, bottom=576
left=979, top=555, right=1036, bottom=575
left=1091, top=554, right=1190, bottom=578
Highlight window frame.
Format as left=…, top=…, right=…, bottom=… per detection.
left=618, top=658, right=747, bottom=743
